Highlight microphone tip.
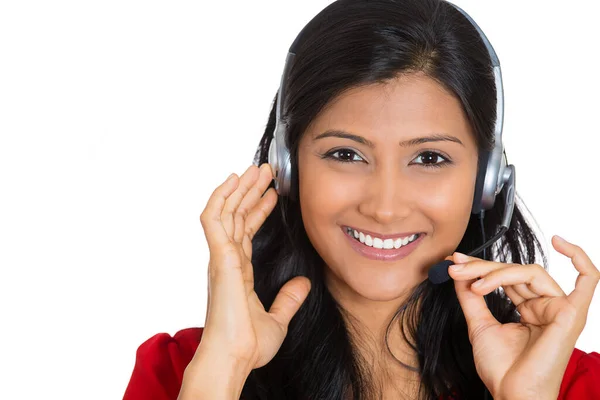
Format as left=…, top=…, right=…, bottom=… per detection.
left=428, top=259, right=455, bottom=284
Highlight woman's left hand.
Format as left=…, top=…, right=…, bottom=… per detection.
left=447, top=235, right=600, bottom=400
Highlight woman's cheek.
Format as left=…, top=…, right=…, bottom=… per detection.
left=301, top=167, right=364, bottom=208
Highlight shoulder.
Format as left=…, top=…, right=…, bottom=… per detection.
left=558, top=347, right=600, bottom=399
left=123, top=327, right=205, bottom=400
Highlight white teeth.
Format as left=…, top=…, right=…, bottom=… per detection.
left=373, top=237, right=383, bottom=249
left=346, top=226, right=420, bottom=249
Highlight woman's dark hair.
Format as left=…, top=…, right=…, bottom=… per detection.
left=242, top=0, right=547, bottom=399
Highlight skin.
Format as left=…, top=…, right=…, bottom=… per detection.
left=182, top=72, right=599, bottom=400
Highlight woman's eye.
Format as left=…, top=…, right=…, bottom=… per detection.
left=323, top=149, right=364, bottom=163
left=412, top=151, right=451, bottom=169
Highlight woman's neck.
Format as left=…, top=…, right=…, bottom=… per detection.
left=328, top=283, right=425, bottom=399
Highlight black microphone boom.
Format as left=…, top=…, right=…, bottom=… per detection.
left=427, top=227, right=508, bottom=284
left=428, top=166, right=515, bottom=285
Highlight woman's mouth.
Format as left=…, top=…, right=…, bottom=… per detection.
left=342, top=226, right=425, bottom=261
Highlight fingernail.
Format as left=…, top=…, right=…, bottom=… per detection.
left=450, top=263, right=464, bottom=271
left=472, top=279, right=485, bottom=288
left=555, top=235, right=567, bottom=243
left=227, top=173, right=236, bottom=181
left=454, top=251, right=469, bottom=262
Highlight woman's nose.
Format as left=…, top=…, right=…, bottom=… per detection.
left=357, top=169, right=413, bottom=225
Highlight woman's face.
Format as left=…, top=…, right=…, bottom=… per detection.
left=297, top=72, right=479, bottom=304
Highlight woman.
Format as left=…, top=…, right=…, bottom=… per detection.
left=124, top=0, right=600, bottom=398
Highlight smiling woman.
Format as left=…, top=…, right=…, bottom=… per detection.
left=123, top=0, right=600, bottom=399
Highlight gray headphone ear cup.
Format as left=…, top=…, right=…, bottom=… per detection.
left=268, top=122, right=293, bottom=197
left=278, top=148, right=292, bottom=197
left=268, top=137, right=278, bottom=178
left=267, top=136, right=281, bottom=193
left=472, top=149, right=491, bottom=214
left=472, top=144, right=507, bottom=214
left=284, top=157, right=296, bottom=201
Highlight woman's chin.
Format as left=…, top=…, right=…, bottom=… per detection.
left=334, top=271, right=422, bottom=302
left=352, top=283, right=415, bottom=302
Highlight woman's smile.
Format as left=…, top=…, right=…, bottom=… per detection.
left=341, top=225, right=426, bottom=262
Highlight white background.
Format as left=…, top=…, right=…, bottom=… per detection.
left=1, top=0, right=599, bottom=399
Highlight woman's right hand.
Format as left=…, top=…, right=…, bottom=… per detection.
left=194, top=163, right=312, bottom=372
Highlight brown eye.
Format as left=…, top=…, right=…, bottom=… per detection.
left=323, top=148, right=364, bottom=163
left=412, top=151, right=451, bottom=169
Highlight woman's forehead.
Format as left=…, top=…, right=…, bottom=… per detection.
left=303, top=74, right=474, bottom=147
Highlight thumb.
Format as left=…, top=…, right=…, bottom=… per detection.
left=454, top=275, right=499, bottom=341
left=268, top=276, right=312, bottom=329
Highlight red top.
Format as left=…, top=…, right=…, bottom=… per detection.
left=123, top=327, right=600, bottom=399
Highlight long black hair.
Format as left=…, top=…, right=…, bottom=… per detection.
left=242, top=0, right=547, bottom=398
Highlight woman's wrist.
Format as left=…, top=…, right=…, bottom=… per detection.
left=178, top=348, right=252, bottom=400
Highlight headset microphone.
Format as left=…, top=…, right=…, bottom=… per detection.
left=428, top=165, right=516, bottom=284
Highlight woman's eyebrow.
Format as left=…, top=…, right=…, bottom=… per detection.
left=313, top=129, right=465, bottom=148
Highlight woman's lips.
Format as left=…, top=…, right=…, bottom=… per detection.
left=342, top=227, right=425, bottom=262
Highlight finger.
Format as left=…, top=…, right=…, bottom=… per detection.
left=233, top=163, right=274, bottom=243
left=448, top=258, right=516, bottom=281
left=506, top=283, right=542, bottom=310
left=233, top=212, right=246, bottom=245
left=241, top=234, right=255, bottom=293
left=242, top=229, right=253, bottom=262
left=245, top=187, right=278, bottom=241
left=240, top=188, right=278, bottom=288
left=221, top=165, right=260, bottom=239
left=503, top=285, right=526, bottom=306
left=468, top=264, right=565, bottom=297
left=450, top=252, right=542, bottom=301
left=449, top=251, right=511, bottom=280
left=517, top=296, right=571, bottom=326
left=511, top=283, right=540, bottom=300
left=199, top=173, right=240, bottom=249
left=454, top=276, right=499, bottom=341
left=502, top=283, right=540, bottom=305
left=504, top=283, right=549, bottom=311
left=268, top=276, right=312, bottom=330
left=452, top=251, right=482, bottom=263
left=555, top=235, right=600, bottom=310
